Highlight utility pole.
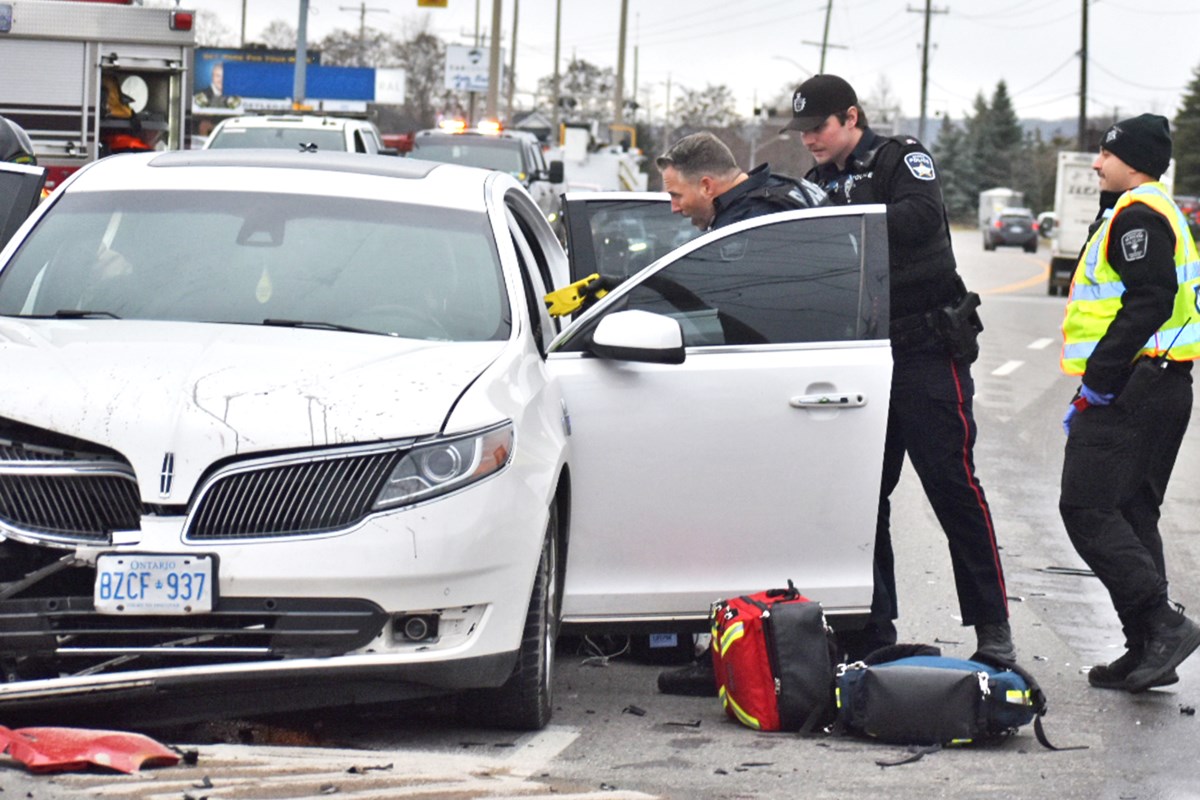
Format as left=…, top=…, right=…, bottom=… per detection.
left=907, top=0, right=948, bottom=141
left=293, top=0, right=309, bottom=106
left=485, top=0, right=502, bottom=120
left=801, top=0, right=846, bottom=73
left=1077, top=0, right=1088, bottom=150
left=339, top=1, right=387, bottom=67
left=551, top=0, right=561, bottom=140
left=613, top=0, right=628, bottom=126
left=504, top=0, right=518, bottom=121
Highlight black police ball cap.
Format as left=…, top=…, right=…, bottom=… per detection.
left=1101, top=113, right=1172, bottom=179
left=785, top=74, right=858, bottom=132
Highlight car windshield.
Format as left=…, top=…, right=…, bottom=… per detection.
left=208, top=127, right=348, bottom=151
left=412, top=138, right=525, bottom=174
left=0, top=190, right=511, bottom=341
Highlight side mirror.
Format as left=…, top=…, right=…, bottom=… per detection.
left=587, top=310, right=685, bottom=365
left=547, top=160, right=565, bottom=184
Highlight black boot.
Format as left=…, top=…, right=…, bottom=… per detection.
left=972, top=620, right=1017, bottom=666
left=1088, top=644, right=1178, bottom=690
left=1125, top=603, right=1200, bottom=693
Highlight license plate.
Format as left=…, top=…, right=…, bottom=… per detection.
left=94, top=554, right=215, bottom=615
left=1008, top=226, right=1023, bottom=232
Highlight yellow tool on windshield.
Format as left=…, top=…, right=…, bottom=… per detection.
left=544, top=272, right=613, bottom=317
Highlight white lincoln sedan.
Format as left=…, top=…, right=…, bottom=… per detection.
left=0, top=152, right=891, bottom=729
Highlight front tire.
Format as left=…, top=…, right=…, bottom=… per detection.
left=471, top=504, right=559, bottom=730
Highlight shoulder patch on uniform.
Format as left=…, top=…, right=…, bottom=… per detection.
left=1120, top=228, right=1148, bottom=261
left=904, top=152, right=936, bottom=180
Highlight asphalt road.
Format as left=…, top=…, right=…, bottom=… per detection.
left=6, top=229, right=1199, bottom=800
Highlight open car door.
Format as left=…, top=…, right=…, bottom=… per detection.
left=549, top=202, right=891, bottom=629
left=0, top=162, right=46, bottom=251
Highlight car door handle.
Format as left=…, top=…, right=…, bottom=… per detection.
left=789, top=393, right=867, bottom=409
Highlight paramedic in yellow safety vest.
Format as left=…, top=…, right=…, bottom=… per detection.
left=1059, top=113, right=1200, bottom=695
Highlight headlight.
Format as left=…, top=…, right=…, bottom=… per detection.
left=373, top=422, right=513, bottom=510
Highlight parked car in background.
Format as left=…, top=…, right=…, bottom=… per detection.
left=204, top=115, right=396, bottom=155
left=0, top=151, right=893, bottom=730
left=983, top=206, right=1039, bottom=252
left=409, top=123, right=564, bottom=222
left=1175, top=195, right=1200, bottom=240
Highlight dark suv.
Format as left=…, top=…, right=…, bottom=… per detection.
left=983, top=207, right=1038, bottom=253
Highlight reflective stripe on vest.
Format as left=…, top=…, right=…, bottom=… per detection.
left=1061, top=182, right=1200, bottom=375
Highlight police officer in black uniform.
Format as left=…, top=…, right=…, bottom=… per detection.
left=786, top=74, right=1014, bottom=664
left=1060, top=114, right=1200, bottom=692
left=656, top=131, right=826, bottom=232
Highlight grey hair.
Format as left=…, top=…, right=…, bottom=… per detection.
left=655, top=132, right=740, bottom=180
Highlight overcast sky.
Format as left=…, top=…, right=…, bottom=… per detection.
left=190, top=0, right=1199, bottom=130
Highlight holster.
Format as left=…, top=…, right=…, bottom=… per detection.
left=932, top=291, right=983, bottom=364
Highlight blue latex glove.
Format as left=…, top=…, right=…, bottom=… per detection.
left=1062, top=404, right=1078, bottom=436
left=1079, top=384, right=1114, bottom=406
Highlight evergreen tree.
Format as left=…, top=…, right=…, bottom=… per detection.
left=1174, top=62, right=1200, bottom=195
left=932, top=114, right=975, bottom=222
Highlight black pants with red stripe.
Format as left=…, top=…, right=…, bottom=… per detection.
left=870, top=344, right=1009, bottom=631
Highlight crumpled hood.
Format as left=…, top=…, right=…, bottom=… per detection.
left=0, top=319, right=505, bottom=501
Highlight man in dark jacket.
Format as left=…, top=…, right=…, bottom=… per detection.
left=787, top=74, right=1014, bottom=665
left=655, top=131, right=825, bottom=231
left=654, top=130, right=827, bottom=697
left=1059, top=114, right=1200, bottom=693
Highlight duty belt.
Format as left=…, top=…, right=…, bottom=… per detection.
left=889, top=311, right=938, bottom=349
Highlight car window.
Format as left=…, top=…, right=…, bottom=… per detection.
left=208, top=127, right=347, bottom=152
left=506, top=210, right=555, bottom=353
left=352, top=129, right=367, bottom=153
left=572, top=199, right=700, bottom=282
left=0, top=191, right=511, bottom=341
left=570, top=215, right=867, bottom=347
left=411, top=138, right=524, bottom=174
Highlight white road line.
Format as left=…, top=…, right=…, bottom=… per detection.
left=49, top=727, right=660, bottom=799
left=992, top=360, right=1024, bottom=377
left=1028, top=338, right=1055, bottom=350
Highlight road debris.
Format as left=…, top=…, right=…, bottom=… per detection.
left=0, top=726, right=179, bottom=774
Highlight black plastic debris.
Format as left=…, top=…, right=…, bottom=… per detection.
left=664, top=720, right=702, bottom=728
left=1038, top=566, right=1096, bottom=577
left=622, top=705, right=647, bottom=717
left=1181, top=705, right=1196, bottom=716
left=347, top=763, right=394, bottom=774
left=169, top=745, right=200, bottom=765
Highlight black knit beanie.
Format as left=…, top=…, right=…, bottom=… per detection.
left=1100, top=114, right=1172, bottom=179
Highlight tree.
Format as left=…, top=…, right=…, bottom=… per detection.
left=672, top=84, right=740, bottom=130
left=931, top=114, right=976, bottom=222
left=317, top=28, right=396, bottom=67
left=257, top=19, right=298, bottom=50
left=194, top=9, right=237, bottom=47
left=392, top=25, right=450, bottom=128
left=1174, top=62, right=1200, bottom=195
left=865, top=75, right=903, bottom=135
left=537, top=58, right=617, bottom=124
left=972, top=81, right=1023, bottom=191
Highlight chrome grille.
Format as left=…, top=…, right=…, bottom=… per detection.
left=187, top=450, right=402, bottom=540
left=0, top=464, right=141, bottom=543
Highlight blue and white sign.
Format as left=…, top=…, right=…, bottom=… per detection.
left=445, top=44, right=499, bottom=93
